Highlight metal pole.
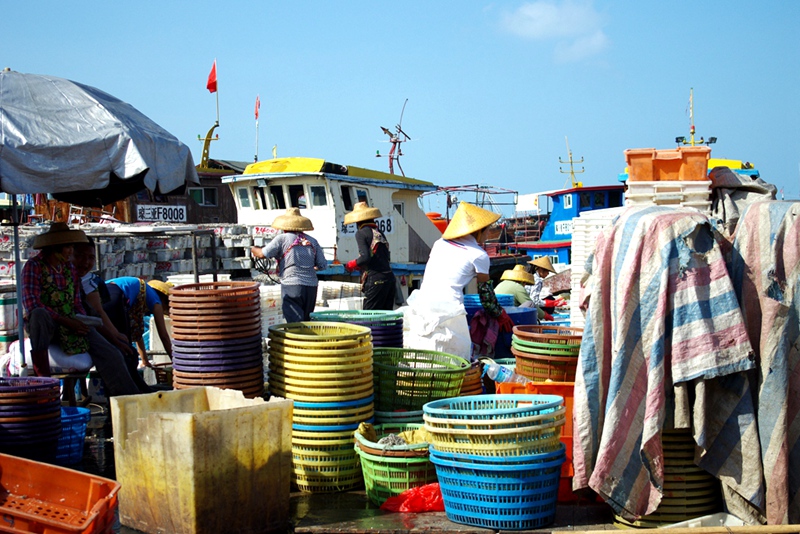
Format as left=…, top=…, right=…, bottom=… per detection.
left=191, top=232, right=199, bottom=284
left=11, top=196, right=25, bottom=360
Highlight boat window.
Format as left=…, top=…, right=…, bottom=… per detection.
left=252, top=187, right=267, bottom=210
left=393, top=202, right=404, bottom=217
left=341, top=186, right=354, bottom=211
left=563, top=194, right=573, bottom=209
left=270, top=185, right=286, bottom=209
left=309, top=186, right=327, bottom=207
left=289, top=185, right=306, bottom=208
left=594, top=192, right=606, bottom=208
left=236, top=187, right=251, bottom=208
left=341, top=186, right=370, bottom=211
left=579, top=193, right=591, bottom=209
left=608, top=190, right=623, bottom=208
left=550, top=255, right=559, bottom=264
left=189, top=187, right=218, bottom=207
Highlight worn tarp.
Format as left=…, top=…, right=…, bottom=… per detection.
left=0, top=70, right=198, bottom=201
left=709, top=167, right=777, bottom=237
left=573, top=205, right=761, bottom=520
left=730, top=200, right=800, bottom=524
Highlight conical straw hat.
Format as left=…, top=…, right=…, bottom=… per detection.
left=500, top=264, right=535, bottom=285
left=344, top=202, right=382, bottom=225
left=272, top=207, right=314, bottom=231
left=441, top=202, right=501, bottom=240
left=148, top=280, right=174, bottom=296
left=528, top=256, right=556, bottom=273
left=32, top=222, right=88, bottom=249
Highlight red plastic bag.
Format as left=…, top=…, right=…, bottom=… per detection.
left=379, top=482, right=445, bottom=512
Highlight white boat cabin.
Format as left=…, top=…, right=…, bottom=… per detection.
left=222, top=158, right=442, bottom=270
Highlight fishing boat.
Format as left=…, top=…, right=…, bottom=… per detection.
left=222, top=157, right=443, bottom=298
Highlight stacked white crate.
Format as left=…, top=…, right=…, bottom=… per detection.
left=221, top=226, right=254, bottom=270
left=316, top=281, right=362, bottom=307
left=570, top=207, right=626, bottom=330
left=248, top=225, right=277, bottom=278
left=625, top=180, right=712, bottom=213
left=260, top=284, right=283, bottom=334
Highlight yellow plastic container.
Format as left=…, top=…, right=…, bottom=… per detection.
left=624, top=146, right=711, bottom=181
left=111, top=387, right=293, bottom=534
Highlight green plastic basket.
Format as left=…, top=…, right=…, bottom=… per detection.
left=355, top=446, right=438, bottom=506
left=372, top=348, right=469, bottom=412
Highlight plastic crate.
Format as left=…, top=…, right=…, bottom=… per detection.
left=56, top=406, right=91, bottom=466
left=0, top=452, right=120, bottom=534
left=624, top=146, right=711, bottom=182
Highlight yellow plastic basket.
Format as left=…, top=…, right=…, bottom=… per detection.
left=269, top=321, right=372, bottom=342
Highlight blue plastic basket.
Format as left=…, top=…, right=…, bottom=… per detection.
left=55, top=406, right=91, bottom=466
left=464, top=293, right=514, bottom=309
left=429, top=444, right=565, bottom=531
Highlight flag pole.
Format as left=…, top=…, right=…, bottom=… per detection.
left=215, top=59, right=220, bottom=125
left=254, top=94, right=260, bottom=162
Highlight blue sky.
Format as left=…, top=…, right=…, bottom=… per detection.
left=4, top=1, right=800, bottom=210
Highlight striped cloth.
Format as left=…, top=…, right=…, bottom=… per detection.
left=730, top=200, right=800, bottom=524
left=573, top=205, right=759, bottom=520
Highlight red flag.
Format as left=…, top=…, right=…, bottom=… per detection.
left=206, top=60, right=217, bottom=93
left=255, top=95, right=260, bottom=120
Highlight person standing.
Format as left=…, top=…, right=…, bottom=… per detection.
left=21, top=223, right=141, bottom=396
left=251, top=207, right=327, bottom=322
left=405, top=202, right=510, bottom=359
left=343, top=202, right=395, bottom=310
left=526, top=257, right=564, bottom=320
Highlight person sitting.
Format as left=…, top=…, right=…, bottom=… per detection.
left=104, top=277, right=173, bottom=369
left=343, top=202, right=395, bottom=310
left=494, top=264, right=535, bottom=307
left=72, top=239, right=152, bottom=392
left=20, top=223, right=141, bottom=396
left=250, top=207, right=327, bottom=322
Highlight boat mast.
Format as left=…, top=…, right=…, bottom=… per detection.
left=376, top=99, right=412, bottom=176
left=559, top=137, right=584, bottom=188
left=197, top=122, right=219, bottom=170
left=675, top=88, right=717, bottom=147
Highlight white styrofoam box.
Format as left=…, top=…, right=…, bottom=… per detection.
left=222, top=257, right=253, bottom=270
left=166, top=273, right=231, bottom=285
left=326, top=297, right=364, bottom=310
left=147, top=238, right=170, bottom=250
left=150, top=249, right=184, bottom=262
left=214, top=247, right=236, bottom=258
left=140, top=263, right=155, bottom=277
left=252, top=236, right=271, bottom=247
left=124, top=250, right=150, bottom=263
left=103, top=267, right=118, bottom=280
left=197, top=258, right=212, bottom=272
left=223, top=236, right=253, bottom=248
left=155, top=261, right=182, bottom=273
left=196, top=235, right=212, bottom=248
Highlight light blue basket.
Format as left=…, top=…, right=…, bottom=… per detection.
left=430, top=444, right=564, bottom=530
left=464, top=293, right=514, bottom=308
left=55, top=406, right=91, bottom=466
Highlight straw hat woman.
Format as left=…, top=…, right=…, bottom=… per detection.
left=407, top=202, right=509, bottom=359
left=527, top=256, right=563, bottom=320
left=251, top=207, right=327, bottom=322
left=343, top=202, right=395, bottom=310
left=495, top=264, right=535, bottom=307
left=20, top=223, right=141, bottom=395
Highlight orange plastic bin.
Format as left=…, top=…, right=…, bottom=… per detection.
left=0, top=452, right=120, bottom=534
left=624, top=146, right=711, bottom=182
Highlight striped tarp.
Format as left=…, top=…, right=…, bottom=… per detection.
left=573, top=205, right=759, bottom=520
left=730, top=200, right=800, bottom=524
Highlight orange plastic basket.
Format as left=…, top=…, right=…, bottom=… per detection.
left=0, top=452, right=120, bottom=534
left=512, top=348, right=578, bottom=382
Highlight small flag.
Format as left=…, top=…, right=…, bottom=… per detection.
left=255, top=95, right=260, bottom=120
left=206, top=60, right=218, bottom=93
left=272, top=145, right=277, bottom=159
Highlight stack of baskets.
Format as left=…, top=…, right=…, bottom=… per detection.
left=0, top=377, right=62, bottom=462
left=423, top=394, right=567, bottom=530
left=55, top=406, right=91, bottom=466
left=310, top=310, right=404, bottom=348
left=464, top=293, right=514, bottom=323
left=169, top=282, right=264, bottom=398
left=268, top=322, right=374, bottom=493
left=353, top=423, right=438, bottom=506
left=373, top=348, right=469, bottom=424
left=614, top=429, right=721, bottom=528
left=459, top=362, right=483, bottom=396
left=511, top=325, right=582, bottom=382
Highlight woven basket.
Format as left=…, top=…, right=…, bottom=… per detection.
left=512, top=348, right=578, bottom=382
left=356, top=446, right=438, bottom=506
left=512, top=325, right=583, bottom=346
left=372, top=348, right=469, bottom=412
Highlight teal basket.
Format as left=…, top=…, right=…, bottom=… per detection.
left=55, top=406, right=91, bottom=466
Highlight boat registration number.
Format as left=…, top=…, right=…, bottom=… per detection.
left=136, top=204, right=188, bottom=223
left=341, top=216, right=394, bottom=235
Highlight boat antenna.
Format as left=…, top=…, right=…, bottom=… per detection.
left=559, top=136, right=584, bottom=188
left=376, top=99, right=412, bottom=176
left=675, top=88, right=717, bottom=147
